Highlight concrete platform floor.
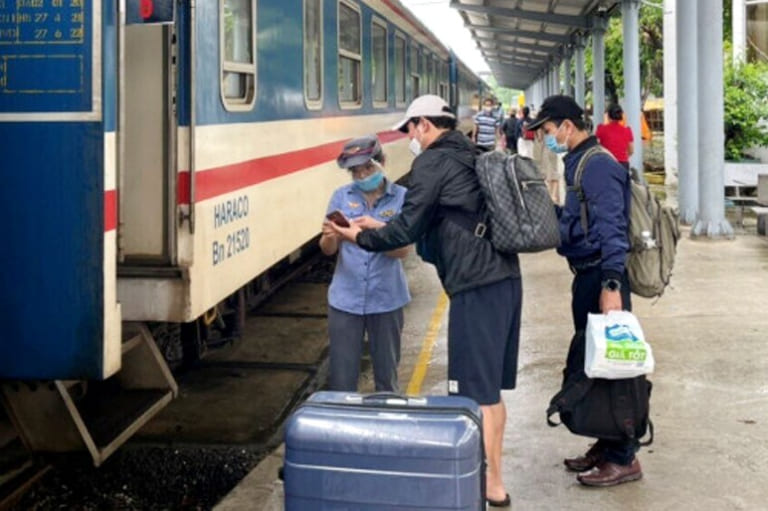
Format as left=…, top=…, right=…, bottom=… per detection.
left=216, top=230, right=768, bottom=510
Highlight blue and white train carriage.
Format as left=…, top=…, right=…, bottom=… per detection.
left=0, top=0, right=488, bottom=465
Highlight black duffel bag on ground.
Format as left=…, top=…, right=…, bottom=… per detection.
left=547, top=369, right=654, bottom=445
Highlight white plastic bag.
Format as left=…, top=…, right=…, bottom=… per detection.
left=585, top=311, right=654, bottom=379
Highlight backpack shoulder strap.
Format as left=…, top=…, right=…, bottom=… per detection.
left=546, top=374, right=595, bottom=427
left=569, top=145, right=614, bottom=237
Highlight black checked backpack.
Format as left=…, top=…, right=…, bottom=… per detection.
left=474, top=151, right=561, bottom=254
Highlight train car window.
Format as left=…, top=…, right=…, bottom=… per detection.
left=304, top=0, right=323, bottom=109
left=439, top=61, right=449, bottom=101
left=371, top=19, right=388, bottom=107
left=394, top=33, right=406, bottom=106
left=338, top=1, right=362, bottom=107
left=220, top=0, right=257, bottom=111
left=410, top=44, right=420, bottom=98
left=431, top=56, right=438, bottom=95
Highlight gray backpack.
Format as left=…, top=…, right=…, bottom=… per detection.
left=475, top=151, right=561, bottom=254
left=573, top=146, right=681, bottom=298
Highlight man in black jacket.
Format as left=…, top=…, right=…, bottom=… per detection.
left=331, top=95, right=521, bottom=508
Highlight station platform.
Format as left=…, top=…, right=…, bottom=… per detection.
left=215, top=227, right=768, bottom=511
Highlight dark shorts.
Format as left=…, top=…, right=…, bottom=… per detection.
left=447, top=277, right=522, bottom=405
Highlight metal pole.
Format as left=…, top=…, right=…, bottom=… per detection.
left=549, top=65, right=556, bottom=95
left=546, top=67, right=552, bottom=96
left=574, top=36, right=586, bottom=107
left=622, top=0, right=644, bottom=174
left=663, top=0, right=678, bottom=187
left=592, top=16, right=608, bottom=130
left=733, top=0, right=747, bottom=63
left=676, top=0, right=699, bottom=224
left=693, top=0, right=734, bottom=238
left=563, top=50, right=572, bottom=97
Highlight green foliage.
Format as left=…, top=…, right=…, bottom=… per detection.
left=583, top=5, right=663, bottom=104
left=723, top=61, right=768, bottom=160
left=484, top=74, right=521, bottom=111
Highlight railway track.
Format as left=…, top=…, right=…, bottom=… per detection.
left=2, top=244, right=335, bottom=510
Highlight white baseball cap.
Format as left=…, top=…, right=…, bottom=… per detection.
left=391, top=94, right=456, bottom=132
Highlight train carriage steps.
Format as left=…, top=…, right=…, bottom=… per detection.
left=1, top=324, right=178, bottom=467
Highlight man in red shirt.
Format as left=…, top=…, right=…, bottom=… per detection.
left=596, top=104, right=634, bottom=170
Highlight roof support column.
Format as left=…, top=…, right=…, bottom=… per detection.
left=733, top=0, right=746, bottom=63
left=549, top=65, right=556, bottom=95
left=693, top=0, right=733, bottom=238
left=622, top=0, right=643, bottom=174
left=676, top=0, right=699, bottom=224
left=591, top=16, right=608, bottom=128
left=574, top=36, right=586, bottom=107
left=563, top=50, right=572, bottom=97
left=663, top=0, right=678, bottom=186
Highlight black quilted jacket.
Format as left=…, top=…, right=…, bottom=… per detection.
left=356, top=130, right=520, bottom=296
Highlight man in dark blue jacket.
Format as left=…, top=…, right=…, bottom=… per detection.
left=527, top=95, right=641, bottom=487
left=332, top=95, right=521, bottom=508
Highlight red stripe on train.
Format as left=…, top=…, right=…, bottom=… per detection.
left=105, top=189, right=117, bottom=232
left=177, top=131, right=408, bottom=205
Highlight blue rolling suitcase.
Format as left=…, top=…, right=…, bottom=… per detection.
left=284, top=391, right=485, bottom=511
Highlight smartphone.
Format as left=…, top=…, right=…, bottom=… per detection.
left=326, top=210, right=350, bottom=227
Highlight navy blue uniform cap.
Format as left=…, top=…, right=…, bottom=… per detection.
left=337, top=135, right=382, bottom=168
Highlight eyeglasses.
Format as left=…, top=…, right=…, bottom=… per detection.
left=349, top=160, right=383, bottom=175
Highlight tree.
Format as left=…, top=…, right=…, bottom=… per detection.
left=583, top=5, right=663, bottom=106
left=484, top=74, right=521, bottom=111
left=723, top=60, right=768, bottom=160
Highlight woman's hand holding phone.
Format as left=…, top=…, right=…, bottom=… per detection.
left=326, top=210, right=350, bottom=227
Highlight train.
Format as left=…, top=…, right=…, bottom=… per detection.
left=0, top=0, right=489, bottom=465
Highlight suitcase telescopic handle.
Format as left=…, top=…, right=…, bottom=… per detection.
left=351, top=392, right=428, bottom=406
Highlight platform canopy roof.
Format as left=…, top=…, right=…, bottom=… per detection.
left=451, top=0, right=620, bottom=89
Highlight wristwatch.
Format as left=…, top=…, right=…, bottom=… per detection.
left=601, top=279, right=622, bottom=292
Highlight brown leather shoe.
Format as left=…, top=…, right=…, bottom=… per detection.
left=563, top=443, right=604, bottom=472
left=577, top=458, right=643, bottom=487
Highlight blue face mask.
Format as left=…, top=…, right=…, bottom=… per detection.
left=544, top=134, right=568, bottom=154
left=354, top=169, right=384, bottom=192
left=544, top=123, right=569, bottom=154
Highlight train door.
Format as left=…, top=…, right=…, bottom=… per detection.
left=119, top=22, right=177, bottom=265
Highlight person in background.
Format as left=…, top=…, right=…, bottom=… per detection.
left=473, top=97, right=501, bottom=152
left=596, top=103, right=634, bottom=171
left=319, top=135, right=411, bottom=393
left=533, top=129, right=562, bottom=204
left=501, top=108, right=520, bottom=155
left=517, top=106, right=535, bottom=158
left=493, top=100, right=505, bottom=124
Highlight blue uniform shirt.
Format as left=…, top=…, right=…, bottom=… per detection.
left=326, top=180, right=411, bottom=315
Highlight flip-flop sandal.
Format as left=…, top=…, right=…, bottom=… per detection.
left=487, top=493, right=511, bottom=507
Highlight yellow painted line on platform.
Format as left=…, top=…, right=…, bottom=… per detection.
left=406, top=291, right=448, bottom=396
